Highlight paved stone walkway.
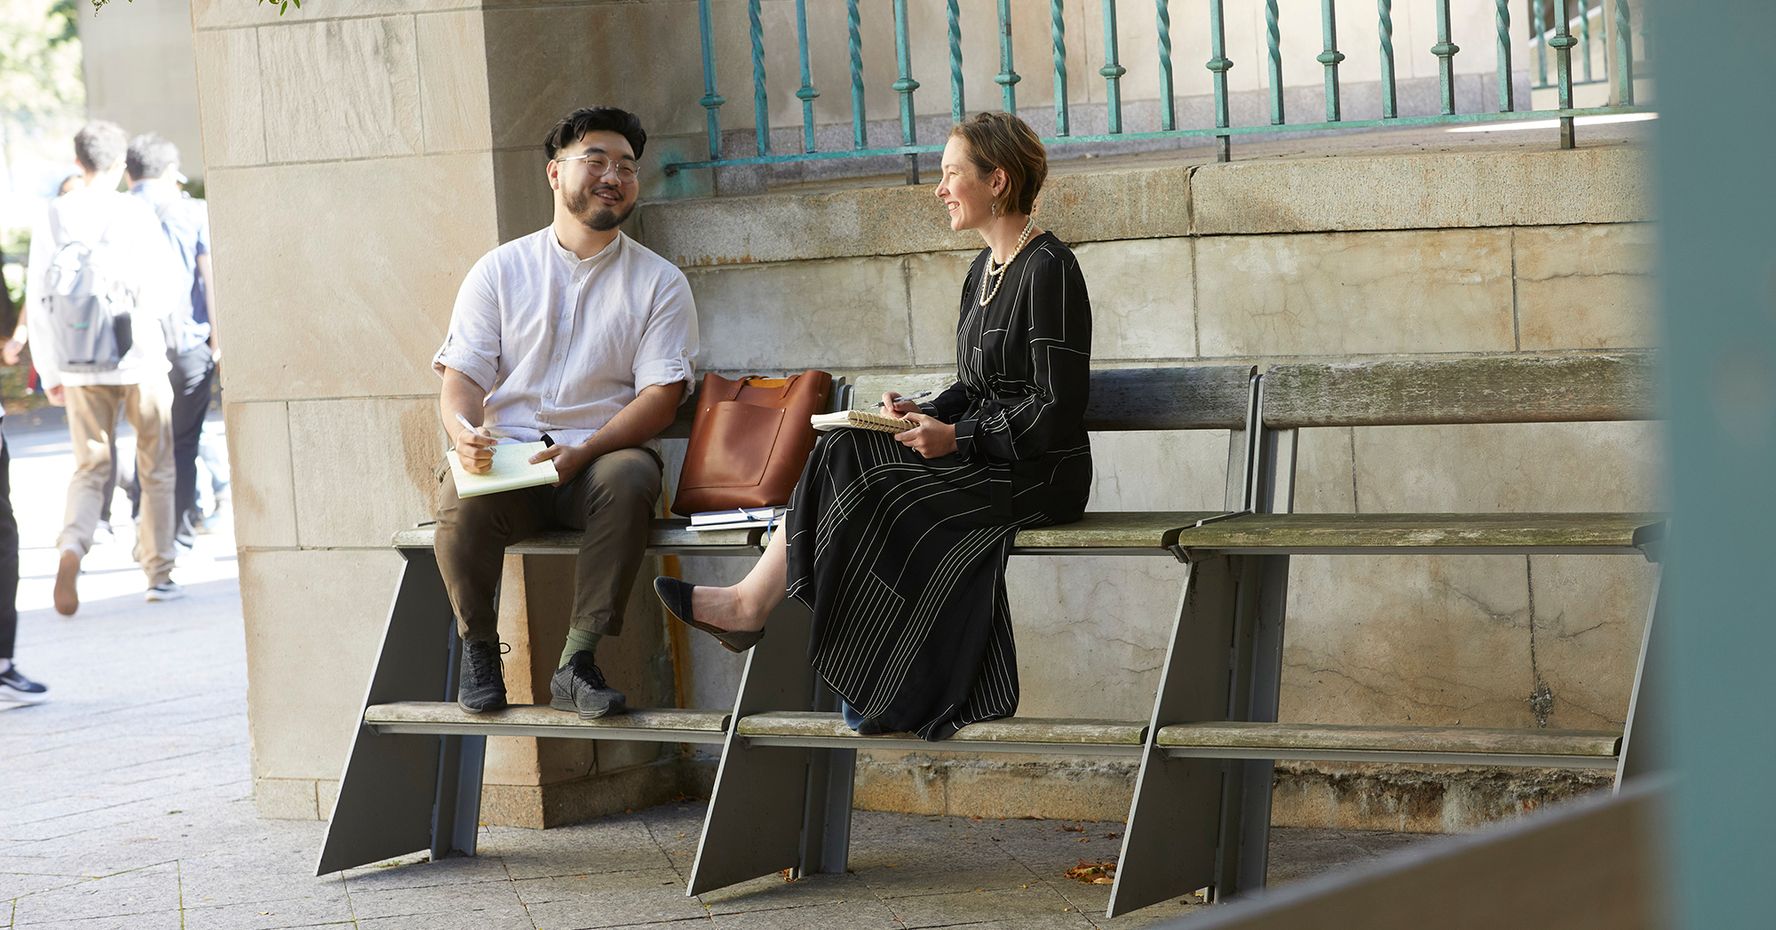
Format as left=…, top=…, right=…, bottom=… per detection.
left=0, top=417, right=1430, bottom=929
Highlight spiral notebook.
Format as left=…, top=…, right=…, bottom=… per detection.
left=809, top=410, right=913, bottom=433
left=449, top=441, right=559, bottom=498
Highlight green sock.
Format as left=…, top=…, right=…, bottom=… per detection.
left=559, top=629, right=603, bottom=669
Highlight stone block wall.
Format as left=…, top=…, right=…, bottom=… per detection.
left=193, top=0, right=1657, bottom=831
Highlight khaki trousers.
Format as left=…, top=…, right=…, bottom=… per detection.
left=60, top=381, right=177, bottom=586
left=434, top=446, right=663, bottom=644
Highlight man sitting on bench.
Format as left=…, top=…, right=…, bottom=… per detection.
left=433, top=106, right=698, bottom=718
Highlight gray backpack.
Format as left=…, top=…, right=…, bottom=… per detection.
left=40, top=211, right=137, bottom=373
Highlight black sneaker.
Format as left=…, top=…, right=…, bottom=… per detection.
left=549, top=651, right=626, bottom=719
left=0, top=664, right=48, bottom=705
left=458, top=640, right=508, bottom=714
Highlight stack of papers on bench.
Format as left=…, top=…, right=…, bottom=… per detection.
left=687, top=507, right=786, bottom=531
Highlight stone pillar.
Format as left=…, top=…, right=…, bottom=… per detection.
left=192, top=0, right=696, bottom=823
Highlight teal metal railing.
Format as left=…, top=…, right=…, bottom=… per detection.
left=666, top=0, right=1649, bottom=182
left=1529, top=0, right=1645, bottom=95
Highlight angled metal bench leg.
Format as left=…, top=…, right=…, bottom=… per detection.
left=688, top=596, right=823, bottom=895
left=1616, top=568, right=1666, bottom=786
left=1108, top=556, right=1243, bottom=918
left=431, top=628, right=484, bottom=861
left=1213, top=554, right=1291, bottom=901
left=317, top=550, right=466, bottom=874
left=798, top=682, right=854, bottom=878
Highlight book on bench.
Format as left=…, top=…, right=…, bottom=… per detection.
left=809, top=410, right=913, bottom=433
left=449, top=441, right=559, bottom=498
left=686, top=507, right=786, bottom=532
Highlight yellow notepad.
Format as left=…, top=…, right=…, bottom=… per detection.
left=449, top=441, right=559, bottom=498
left=809, top=410, right=914, bottom=433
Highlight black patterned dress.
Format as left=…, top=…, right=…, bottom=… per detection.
left=784, top=233, right=1093, bottom=740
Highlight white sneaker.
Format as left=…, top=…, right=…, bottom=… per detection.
left=145, top=581, right=186, bottom=603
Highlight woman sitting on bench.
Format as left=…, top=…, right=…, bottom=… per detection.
left=655, top=112, right=1093, bottom=740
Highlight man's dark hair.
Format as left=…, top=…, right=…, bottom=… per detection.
left=125, top=133, right=181, bottom=182
left=544, top=107, right=646, bottom=161
left=73, top=121, right=128, bottom=173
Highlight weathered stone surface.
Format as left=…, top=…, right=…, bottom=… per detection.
left=222, top=401, right=298, bottom=549
left=1006, top=557, right=1179, bottom=720
left=1290, top=426, right=1358, bottom=512
left=636, top=164, right=1194, bottom=267
left=257, top=17, right=422, bottom=162
left=491, top=147, right=553, bottom=243
left=417, top=10, right=493, bottom=154
left=1279, top=554, right=1536, bottom=729
left=205, top=155, right=497, bottom=403
left=907, top=251, right=978, bottom=367
left=252, top=776, right=319, bottom=821
left=191, top=28, right=265, bottom=168
left=1192, top=146, right=1649, bottom=235
left=288, top=397, right=444, bottom=549
left=1528, top=554, right=1659, bottom=731
left=1515, top=224, right=1657, bottom=351
left=1352, top=420, right=1664, bottom=512
left=192, top=0, right=467, bottom=30
left=1195, top=229, right=1516, bottom=357
left=686, top=256, right=913, bottom=370
left=241, top=548, right=407, bottom=781
left=1087, top=430, right=1234, bottom=512
left=1072, top=238, right=1198, bottom=361
left=1269, top=761, right=1613, bottom=833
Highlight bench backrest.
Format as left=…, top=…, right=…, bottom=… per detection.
left=1260, top=352, right=1658, bottom=429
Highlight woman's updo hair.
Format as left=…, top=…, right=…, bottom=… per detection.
left=950, top=112, right=1047, bottom=217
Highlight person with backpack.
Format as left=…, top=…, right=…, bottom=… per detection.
left=24, top=121, right=184, bottom=615
left=126, top=134, right=218, bottom=550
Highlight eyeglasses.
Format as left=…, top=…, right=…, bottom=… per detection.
left=555, top=152, right=640, bottom=182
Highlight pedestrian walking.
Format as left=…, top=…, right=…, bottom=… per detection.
left=0, top=246, right=48, bottom=704
left=23, top=121, right=184, bottom=615
left=126, top=134, right=218, bottom=549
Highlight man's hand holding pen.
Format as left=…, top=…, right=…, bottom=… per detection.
left=452, top=412, right=498, bottom=475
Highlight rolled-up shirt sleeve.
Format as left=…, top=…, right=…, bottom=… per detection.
left=632, top=270, right=698, bottom=399
left=433, top=253, right=501, bottom=392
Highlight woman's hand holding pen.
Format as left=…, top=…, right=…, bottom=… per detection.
left=878, top=390, right=928, bottom=417
left=452, top=412, right=498, bottom=475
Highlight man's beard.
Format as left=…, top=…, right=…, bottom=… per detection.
left=566, top=184, right=635, bottom=232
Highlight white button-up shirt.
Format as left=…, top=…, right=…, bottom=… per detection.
left=434, top=228, right=698, bottom=447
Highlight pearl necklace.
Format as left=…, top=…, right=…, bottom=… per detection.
left=977, top=217, right=1038, bottom=306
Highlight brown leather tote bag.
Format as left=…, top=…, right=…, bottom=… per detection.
left=672, top=370, right=833, bottom=516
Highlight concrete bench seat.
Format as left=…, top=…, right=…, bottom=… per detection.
left=364, top=702, right=731, bottom=744
left=734, top=710, right=1148, bottom=756
left=389, top=511, right=1221, bottom=557
left=1170, top=512, right=1666, bottom=556
left=1155, top=722, right=1622, bottom=769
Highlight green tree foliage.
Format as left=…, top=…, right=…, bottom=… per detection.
left=88, top=0, right=302, bottom=13
left=0, top=0, right=83, bottom=124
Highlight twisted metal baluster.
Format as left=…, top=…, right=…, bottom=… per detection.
left=1268, top=0, right=1285, bottom=124
left=948, top=0, right=965, bottom=124
left=1053, top=0, right=1071, bottom=135
left=1613, top=0, right=1635, bottom=104
left=1155, top=0, right=1173, bottom=131
left=1432, top=0, right=1460, bottom=115
left=748, top=0, right=768, bottom=155
left=1495, top=0, right=1513, bottom=111
left=1376, top=0, right=1393, bottom=119
left=847, top=0, right=865, bottom=150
